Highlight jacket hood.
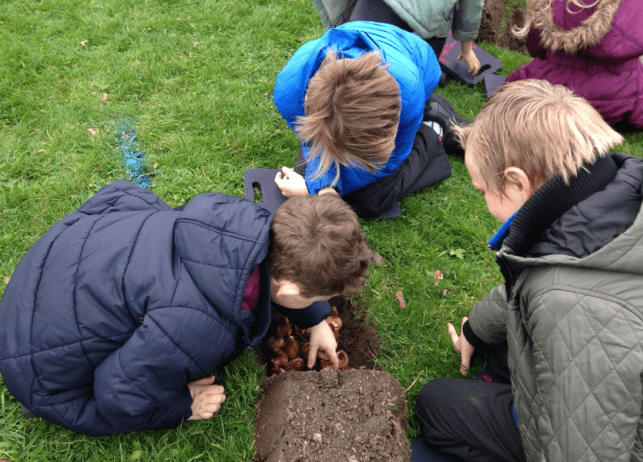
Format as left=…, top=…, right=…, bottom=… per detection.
left=532, top=0, right=623, bottom=54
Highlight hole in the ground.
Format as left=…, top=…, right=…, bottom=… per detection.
left=254, top=296, right=381, bottom=376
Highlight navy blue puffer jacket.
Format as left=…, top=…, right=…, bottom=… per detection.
left=0, top=181, right=272, bottom=436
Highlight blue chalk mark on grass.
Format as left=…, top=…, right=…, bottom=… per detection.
left=114, top=120, right=154, bottom=189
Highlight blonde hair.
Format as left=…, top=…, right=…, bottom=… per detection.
left=514, top=0, right=621, bottom=53
left=453, top=79, right=623, bottom=194
left=295, top=51, right=401, bottom=183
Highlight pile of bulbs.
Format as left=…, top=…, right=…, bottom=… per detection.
left=266, top=306, right=353, bottom=375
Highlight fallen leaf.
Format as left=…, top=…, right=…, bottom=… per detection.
left=434, top=270, right=443, bottom=282
left=3, top=275, right=10, bottom=285
left=88, top=128, right=97, bottom=136
left=80, top=40, right=88, bottom=46
left=442, top=288, right=450, bottom=297
left=395, top=290, right=406, bottom=309
left=102, top=92, right=108, bottom=101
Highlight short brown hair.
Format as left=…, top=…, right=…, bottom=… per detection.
left=268, top=194, right=376, bottom=298
left=296, top=51, right=401, bottom=183
left=453, top=79, right=623, bottom=194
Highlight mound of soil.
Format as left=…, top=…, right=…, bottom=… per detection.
left=254, top=369, right=408, bottom=462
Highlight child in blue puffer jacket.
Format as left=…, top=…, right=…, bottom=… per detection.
left=273, top=21, right=468, bottom=220
left=0, top=181, right=376, bottom=436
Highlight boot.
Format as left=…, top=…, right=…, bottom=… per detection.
left=423, top=94, right=470, bottom=157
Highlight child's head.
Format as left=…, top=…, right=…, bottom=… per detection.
left=296, top=51, right=401, bottom=181
left=268, top=194, right=376, bottom=306
left=514, top=0, right=615, bottom=53
left=453, top=79, right=623, bottom=197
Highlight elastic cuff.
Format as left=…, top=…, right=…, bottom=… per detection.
left=462, top=320, right=486, bottom=350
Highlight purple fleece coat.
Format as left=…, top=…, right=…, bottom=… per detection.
left=505, top=0, right=643, bottom=129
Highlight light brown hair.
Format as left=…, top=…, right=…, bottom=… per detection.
left=295, top=51, right=401, bottom=183
left=268, top=194, right=376, bottom=297
left=453, top=79, right=623, bottom=194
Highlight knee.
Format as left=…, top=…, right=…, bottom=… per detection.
left=413, top=378, right=450, bottom=422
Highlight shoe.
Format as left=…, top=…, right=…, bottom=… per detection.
left=437, top=70, right=450, bottom=88
left=423, top=94, right=470, bottom=157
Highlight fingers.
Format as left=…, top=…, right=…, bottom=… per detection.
left=461, top=316, right=468, bottom=328
left=307, top=345, right=318, bottom=369
left=328, top=349, right=340, bottom=371
left=193, top=376, right=216, bottom=385
left=447, top=322, right=459, bottom=347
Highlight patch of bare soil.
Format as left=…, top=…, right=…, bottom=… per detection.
left=479, top=0, right=527, bottom=53
left=254, top=369, right=408, bottom=462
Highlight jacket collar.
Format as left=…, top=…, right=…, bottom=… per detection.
left=503, top=155, right=618, bottom=256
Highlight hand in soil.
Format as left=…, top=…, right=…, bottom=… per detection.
left=187, top=376, right=227, bottom=420
left=308, top=319, right=339, bottom=370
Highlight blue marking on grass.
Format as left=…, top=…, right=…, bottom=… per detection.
left=114, top=120, right=154, bottom=189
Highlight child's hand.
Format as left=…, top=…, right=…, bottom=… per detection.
left=447, top=317, right=475, bottom=375
left=457, top=41, right=481, bottom=76
left=274, top=167, right=309, bottom=197
left=187, top=376, right=226, bottom=421
left=308, top=320, right=339, bottom=370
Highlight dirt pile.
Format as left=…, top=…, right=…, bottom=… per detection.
left=254, top=369, right=408, bottom=462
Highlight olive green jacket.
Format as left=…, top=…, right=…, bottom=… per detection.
left=469, top=154, right=643, bottom=461
left=312, top=0, right=483, bottom=42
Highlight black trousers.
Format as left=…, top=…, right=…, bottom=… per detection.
left=413, top=343, right=526, bottom=462
left=296, top=123, right=451, bottom=220
left=347, top=0, right=447, bottom=58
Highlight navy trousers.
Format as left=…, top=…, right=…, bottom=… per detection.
left=414, top=343, right=526, bottom=462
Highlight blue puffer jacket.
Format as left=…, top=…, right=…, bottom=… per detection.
left=274, top=21, right=441, bottom=195
left=0, top=181, right=272, bottom=436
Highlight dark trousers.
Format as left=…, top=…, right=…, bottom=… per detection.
left=296, top=123, right=451, bottom=220
left=413, top=343, right=526, bottom=462
left=347, top=0, right=447, bottom=59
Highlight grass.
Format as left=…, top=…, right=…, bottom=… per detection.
left=1, top=0, right=641, bottom=460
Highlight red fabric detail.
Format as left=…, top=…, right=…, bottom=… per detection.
left=241, top=267, right=261, bottom=312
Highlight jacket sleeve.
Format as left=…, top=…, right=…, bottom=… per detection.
left=467, top=284, right=507, bottom=345
left=93, top=306, right=237, bottom=433
left=521, top=287, right=643, bottom=462
left=452, top=0, right=484, bottom=43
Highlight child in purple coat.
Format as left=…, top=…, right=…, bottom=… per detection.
left=506, top=0, right=643, bottom=130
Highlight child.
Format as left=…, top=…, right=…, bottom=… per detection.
left=312, top=0, right=484, bottom=76
left=0, top=181, right=377, bottom=436
left=273, top=21, right=468, bottom=220
left=414, top=79, right=643, bottom=462
left=505, top=0, right=643, bottom=130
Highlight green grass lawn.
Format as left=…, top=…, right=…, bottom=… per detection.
left=1, top=0, right=641, bottom=460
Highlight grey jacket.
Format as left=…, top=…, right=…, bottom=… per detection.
left=469, top=154, right=643, bottom=462
left=312, top=0, right=483, bottom=42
